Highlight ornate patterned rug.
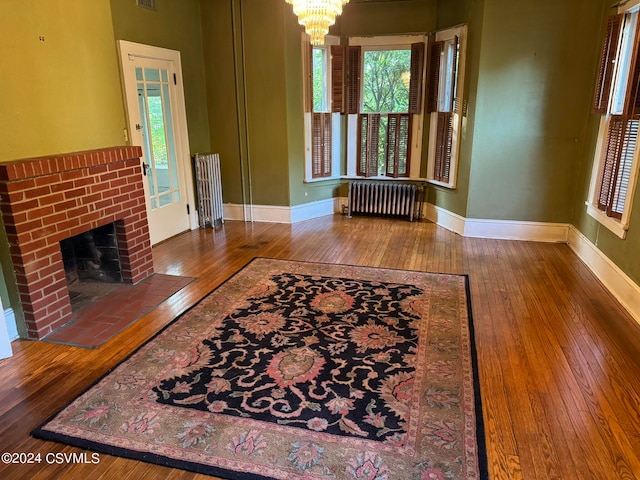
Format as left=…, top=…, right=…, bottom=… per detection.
left=33, top=258, right=487, bottom=479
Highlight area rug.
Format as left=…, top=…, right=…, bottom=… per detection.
left=33, top=258, right=487, bottom=479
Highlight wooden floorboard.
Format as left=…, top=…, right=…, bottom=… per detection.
left=0, top=215, right=639, bottom=479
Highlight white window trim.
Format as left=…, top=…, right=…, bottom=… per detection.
left=426, top=25, right=467, bottom=189
left=303, top=34, right=342, bottom=183
left=586, top=116, right=640, bottom=239
left=346, top=35, right=427, bottom=179
left=585, top=4, right=640, bottom=239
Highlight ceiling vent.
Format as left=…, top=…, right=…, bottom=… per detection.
left=136, top=0, right=157, bottom=12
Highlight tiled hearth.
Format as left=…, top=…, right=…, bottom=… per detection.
left=0, top=146, right=154, bottom=339
left=45, top=273, right=193, bottom=348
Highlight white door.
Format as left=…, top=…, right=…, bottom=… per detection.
left=118, top=41, right=195, bottom=245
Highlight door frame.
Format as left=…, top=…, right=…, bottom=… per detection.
left=117, top=40, right=198, bottom=243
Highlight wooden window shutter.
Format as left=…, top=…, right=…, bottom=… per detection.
left=385, top=114, right=411, bottom=177
left=408, top=42, right=425, bottom=114
left=426, top=40, right=443, bottom=113
left=357, top=114, right=380, bottom=177
left=331, top=45, right=345, bottom=113
left=311, top=113, right=332, bottom=178
left=433, top=112, right=454, bottom=183
left=598, top=115, right=638, bottom=218
left=321, top=113, right=332, bottom=176
left=347, top=46, right=362, bottom=114
left=594, top=15, right=623, bottom=114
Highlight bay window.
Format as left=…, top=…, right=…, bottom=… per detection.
left=302, top=29, right=467, bottom=188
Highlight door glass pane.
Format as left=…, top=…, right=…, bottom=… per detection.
left=162, top=83, right=180, bottom=195
left=137, top=81, right=156, bottom=197
left=144, top=68, right=160, bottom=82
left=146, top=84, right=170, bottom=207
left=137, top=64, right=181, bottom=212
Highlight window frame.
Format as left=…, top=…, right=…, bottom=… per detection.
left=303, top=34, right=342, bottom=183
left=345, top=35, right=427, bottom=179
left=586, top=6, right=640, bottom=239
left=425, top=25, right=467, bottom=189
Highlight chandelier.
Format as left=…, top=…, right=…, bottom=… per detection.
left=285, top=0, right=350, bottom=46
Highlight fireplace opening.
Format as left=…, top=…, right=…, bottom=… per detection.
left=60, top=223, right=124, bottom=312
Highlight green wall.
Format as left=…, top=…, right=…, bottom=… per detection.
left=200, top=0, right=245, bottom=205
left=340, top=0, right=437, bottom=36
left=465, top=0, right=606, bottom=222
left=201, top=0, right=293, bottom=207
left=0, top=0, right=126, bottom=161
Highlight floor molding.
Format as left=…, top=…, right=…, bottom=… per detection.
left=222, top=199, right=337, bottom=224
left=567, top=227, right=640, bottom=327
left=424, top=203, right=570, bottom=242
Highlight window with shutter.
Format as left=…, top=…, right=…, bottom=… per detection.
left=587, top=8, right=640, bottom=239
left=303, top=35, right=341, bottom=182
left=425, top=25, right=467, bottom=189
left=345, top=35, right=427, bottom=178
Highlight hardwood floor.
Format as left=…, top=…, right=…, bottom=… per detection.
left=1, top=215, right=639, bottom=479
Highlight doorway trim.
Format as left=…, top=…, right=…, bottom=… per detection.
left=117, top=40, right=198, bottom=243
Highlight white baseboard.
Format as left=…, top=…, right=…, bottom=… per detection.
left=222, top=199, right=338, bottom=224
left=567, top=227, right=640, bottom=326
left=464, top=218, right=570, bottom=242
left=424, top=204, right=466, bottom=235
left=424, top=203, right=570, bottom=242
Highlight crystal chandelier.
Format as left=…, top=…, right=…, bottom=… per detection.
left=286, top=0, right=350, bottom=46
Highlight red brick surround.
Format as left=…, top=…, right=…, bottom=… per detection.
left=0, top=146, right=154, bottom=339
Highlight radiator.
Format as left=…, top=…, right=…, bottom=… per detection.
left=347, top=181, right=418, bottom=221
left=194, top=153, right=224, bottom=228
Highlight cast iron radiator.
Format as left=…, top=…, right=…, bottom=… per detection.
left=194, top=153, right=224, bottom=228
left=347, top=181, right=419, bottom=221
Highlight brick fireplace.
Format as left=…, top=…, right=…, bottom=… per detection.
left=0, top=146, right=154, bottom=339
